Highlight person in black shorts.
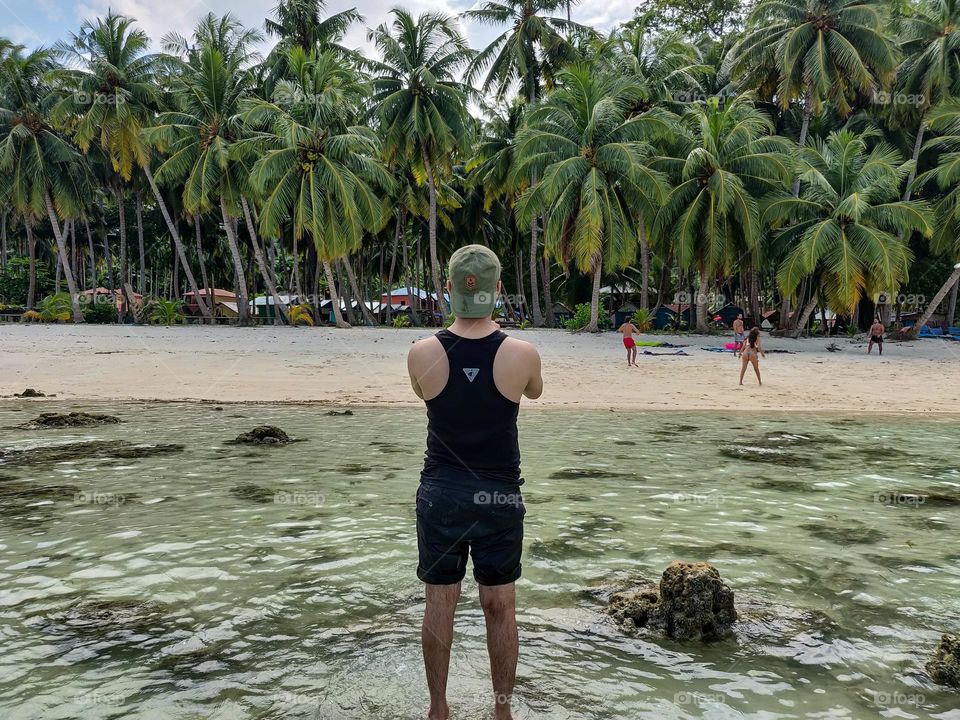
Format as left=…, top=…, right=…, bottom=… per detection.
left=407, top=245, right=542, bottom=720
left=868, top=316, right=885, bottom=355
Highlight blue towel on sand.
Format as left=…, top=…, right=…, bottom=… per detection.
left=642, top=350, right=689, bottom=356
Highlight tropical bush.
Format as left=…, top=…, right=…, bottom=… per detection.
left=23, top=293, right=73, bottom=322
left=630, top=308, right=653, bottom=332
left=289, top=304, right=315, bottom=326
left=392, top=314, right=412, bottom=328
left=146, top=298, right=184, bottom=325
left=82, top=300, right=117, bottom=323
left=565, top=303, right=611, bottom=331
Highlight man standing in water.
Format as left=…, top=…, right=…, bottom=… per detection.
left=407, top=245, right=543, bottom=720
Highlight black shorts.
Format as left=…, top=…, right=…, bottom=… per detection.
left=871, top=335, right=883, bottom=344
left=416, top=482, right=525, bottom=586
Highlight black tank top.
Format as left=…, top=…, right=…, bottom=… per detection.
left=421, top=329, right=522, bottom=490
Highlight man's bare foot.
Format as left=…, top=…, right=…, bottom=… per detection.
left=426, top=703, right=449, bottom=720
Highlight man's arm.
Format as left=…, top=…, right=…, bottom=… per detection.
left=523, top=344, right=543, bottom=399
left=407, top=343, right=425, bottom=399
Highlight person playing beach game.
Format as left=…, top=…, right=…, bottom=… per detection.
left=732, top=314, right=745, bottom=358
left=868, top=317, right=885, bottom=355
left=617, top=319, right=640, bottom=366
left=407, top=245, right=543, bottom=720
left=739, top=327, right=766, bottom=386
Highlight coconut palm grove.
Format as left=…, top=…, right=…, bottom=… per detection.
left=1, top=0, right=960, bottom=334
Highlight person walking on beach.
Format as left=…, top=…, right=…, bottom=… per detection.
left=739, top=327, right=766, bottom=385
left=868, top=317, right=885, bottom=355
left=732, top=314, right=745, bottom=358
left=407, top=245, right=543, bottom=720
left=617, top=319, right=640, bottom=366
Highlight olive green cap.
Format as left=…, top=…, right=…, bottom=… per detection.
left=448, top=245, right=500, bottom=318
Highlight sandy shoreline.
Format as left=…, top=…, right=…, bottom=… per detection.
left=1, top=324, right=959, bottom=414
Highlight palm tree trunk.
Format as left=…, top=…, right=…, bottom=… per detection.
left=143, top=165, right=212, bottom=318
left=1, top=210, right=6, bottom=269
left=903, top=121, right=925, bottom=201
left=241, top=197, right=289, bottom=324
left=946, top=276, right=958, bottom=329
left=26, top=222, right=36, bottom=309
left=749, top=263, right=762, bottom=328
left=219, top=197, right=250, bottom=324
left=528, top=216, right=543, bottom=326
left=792, top=100, right=812, bottom=197
left=43, top=190, right=83, bottom=323
left=343, top=253, right=376, bottom=325
left=421, top=150, right=448, bottom=320
left=583, top=256, right=603, bottom=332
left=907, top=264, right=960, bottom=337
left=136, top=191, right=146, bottom=296
left=193, top=217, right=214, bottom=323
left=85, top=219, right=96, bottom=293
left=695, top=266, right=711, bottom=332
left=323, top=259, right=350, bottom=328
left=402, top=223, right=419, bottom=327
left=790, top=293, right=819, bottom=338
left=100, top=209, right=114, bottom=303
left=385, top=211, right=404, bottom=325
left=542, top=255, right=554, bottom=327
left=639, top=215, right=650, bottom=310
left=115, top=187, right=129, bottom=320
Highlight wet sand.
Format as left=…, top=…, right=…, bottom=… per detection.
left=1, top=324, right=959, bottom=413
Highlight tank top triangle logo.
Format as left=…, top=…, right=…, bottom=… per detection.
left=463, top=367, right=480, bottom=383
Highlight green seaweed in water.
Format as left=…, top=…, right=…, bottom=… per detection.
left=230, top=483, right=276, bottom=503
left=801, top=521, right=886, bottom=545
left=0, top=441, right=184, bottom=467
left=549, top=467, right=632, bottom=480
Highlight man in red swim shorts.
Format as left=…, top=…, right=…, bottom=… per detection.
left=617, top=319, right=640, bottom=367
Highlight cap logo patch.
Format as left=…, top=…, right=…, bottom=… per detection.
left=464, top=275, right=477, bottom=290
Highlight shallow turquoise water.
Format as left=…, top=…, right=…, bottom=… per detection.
left=0, top=402, right=958, bottom=719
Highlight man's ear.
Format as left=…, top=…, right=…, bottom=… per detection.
left=446, top=279, right=453, bottom=292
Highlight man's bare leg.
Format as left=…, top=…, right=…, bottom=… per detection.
left=479, top=583, right=518, bottom=720
left=423, top=582, right=461, bottom=720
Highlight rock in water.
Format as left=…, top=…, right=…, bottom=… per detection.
left=326, top=409, right=354, bottom=416
left=15, top=388, right=45, bottom=397
left=927, top=633, right=960, bottom=688
left=24, top=412, right=120, bottom=429
left=233, top=426, right=291, bottom=445
left=607, top=561, right=737, bottom=641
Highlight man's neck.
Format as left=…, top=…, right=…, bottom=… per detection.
left=448, top=316, right=500, bottom=339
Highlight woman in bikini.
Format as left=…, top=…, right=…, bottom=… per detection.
left=739, top=327, right=766, bottom=386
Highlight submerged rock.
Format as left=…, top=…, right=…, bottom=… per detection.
left=233, top=426, right=291, bottom=445
left=549, top=467, right=632, bottom=480
left=15, top=388, right=46, bottom=397
left=927, top=633, right=960, bottom=688
left=606, top=561, right=737, bottom=641
left=22, top=412, right=121, bottom=429
left=326, top=409, right=354, bottom=416
left=0, top=440, right=184, bottom=466
left=37, top=598, right=169, bottom=635
left=230, top=483, right=276, bottom=503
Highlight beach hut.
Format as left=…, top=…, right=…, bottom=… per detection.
left=81, top=287, right=143, bottom=312
left=713, top=304, right=746, bottom=328
left=184, top=288, right=239, bottom=318
left=613, top=302, right=638, bottom=328
left=651, top=306, right=678, bottom=329
left=551, top=302, right=574, bottom=327
left=252, top=294, right=299, bottom=321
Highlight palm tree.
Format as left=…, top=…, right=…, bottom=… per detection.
left=725, top=0, right=898, bottom=168
left=654, top=96, right=792, bottom=332
left=242, top=49, right=393, bottom=328
left=0, top=44, right=87, bottom=322
left=514, top=64, right=668, bottom=332
left=145, top=17, right=264, bottom=324
left=368, top=10, right=473, bottom=321
left=904, top=103, right=960, bottom=335
left=465, top=0, right=588, bottom=325
left=762, top=130, right=933, bottom=334
left=53, top=12, right=161, bottom=311
left=896, top=0, right=960, bottom=198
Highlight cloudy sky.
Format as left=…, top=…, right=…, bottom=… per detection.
left=1, top=0, right=638, bottom=56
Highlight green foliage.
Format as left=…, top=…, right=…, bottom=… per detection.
left=631, top=308, right=653, bottom=331
left=24, top=293, right=73, bottom=322
left=289, top=304, right=315, bottom=326
left=0, top=257, right=51, bottom=304
left=82, top=300, right=117, bottom=323
left=146, top=298, right=184, bottom=325
left=392, top=314, right=412, bottom=328
left=518, top=319, right=532, bottom=330
left=565, top=302, right=611, bottom=331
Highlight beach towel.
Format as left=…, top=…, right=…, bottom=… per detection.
left=642, top=350, right=689, bottom=356
left=701, top=347, right=734, bottom=353
left=633, top=341, right=689, bottom=348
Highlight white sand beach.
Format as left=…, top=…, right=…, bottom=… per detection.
left=2, top=324, right=958, bottom=414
